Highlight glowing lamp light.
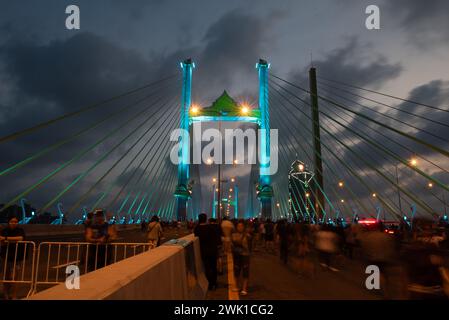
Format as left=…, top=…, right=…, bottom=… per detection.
left=190, top=104, right=200, bottom=114
left=241, top=105, right=250, bottom=114
left=231, top=178, right=235, bottom=182
left=410, top=158, right=418, bottom=167
left=233, top=159, right=238, bottom=165
left=428, top=182, right=433, bottom=188
left=338, top=181, right=344, bottom=188
left=215, top=188, right=219, bottom=192
left=372, top=193, right=377, bottom=198
left=206, top=158, right=213, bottom=165
left=276, top=203, right=280, bottom=207
left=298, top=164, right=304, bottom=171
left=340, top=199, right=345, bottom=203
left=31, top=211, right=35, bottom=216
left=305, top=193, right=310, bottom=198
left=212, top=178, right=217, bottom=182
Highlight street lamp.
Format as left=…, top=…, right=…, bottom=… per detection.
left=395, top=157, right=419, bottom=216
left=428, top=181, right=447, bottom=216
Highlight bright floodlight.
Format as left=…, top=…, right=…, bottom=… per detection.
left=190, top=104, right=200, bottom=114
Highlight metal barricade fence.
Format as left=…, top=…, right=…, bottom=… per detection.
left=0, top=241, right=36, bottom=297
left=32, top=242, right=151, bottom=295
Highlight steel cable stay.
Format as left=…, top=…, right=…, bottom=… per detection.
left=269, top=80, right=437, bottom=219
left=0, top=74, right=180, bottom=144
left=67, top=96, right=180, bottom=216
left=269, top=75, right=449, bottom=194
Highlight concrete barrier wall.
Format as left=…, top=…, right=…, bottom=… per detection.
left=27, top=234, right=208, bottom=300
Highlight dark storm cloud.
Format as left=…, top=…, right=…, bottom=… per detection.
left=0, top=32, right=160, bottom=110
left=289, top=37, right=402, bottom=89
left=384, top=0, right=449, bottom=46
left=332, top=79, right=449, bottom=169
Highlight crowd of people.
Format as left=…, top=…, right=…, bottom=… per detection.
left=191, top=213, right=449, bottom=299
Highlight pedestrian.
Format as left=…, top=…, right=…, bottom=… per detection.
left=314, top=224, right=340, bottom=272
left=0, top=215, right=26, bottom=300
left=231, top=220, right=252, bottom=296
left=277, top=219, right=290, bottom=265
left=85, top=209, right=113, bottom=271
left=209, top=218, right=224, bottom=274
left=221, top=216, right=235, bottom=254
left=194, top=213, right=219, bottom=290
left=259, top=220, right=266, bottom=247
left=264, top=219, right=275, bottom=253
left=147, top=215, right=163, bottom=249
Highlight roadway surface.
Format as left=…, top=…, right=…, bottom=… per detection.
left=207, top=244, right=385, bottom=300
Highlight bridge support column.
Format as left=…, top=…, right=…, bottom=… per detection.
left=256, top=59, right=273, bottom=219
left=175, top=59, right=194, bottom=221
left=309, top=67, right=324, bottom=221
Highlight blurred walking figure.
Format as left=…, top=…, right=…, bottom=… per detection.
left=232, top=220, right=252, bottom=296
left=277, top=219, right=290, bottom=264
left=147, top=215, right=163, bottom=249
left=314, top=224, right=340, bottom=272
left=221, top=217, right=235, bottom=254
left=259, top=220, right=266, bottom=247
left=264, top=219, right=275, bottom=253
left=0, top=215, right=26, bottom=300
left=209, top=218, right=224, bottom=275
left=194, top=213, right=219, bottom=290
left=358, top=221, right=403, bottom=299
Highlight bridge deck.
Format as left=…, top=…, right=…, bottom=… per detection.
left=207, top=246, right=384, bottom=300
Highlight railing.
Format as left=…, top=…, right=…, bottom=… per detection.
left=0, top=241, right=36, bottom=297
left=0, top=240, right=151, bottom=298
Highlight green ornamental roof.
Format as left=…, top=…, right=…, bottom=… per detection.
left=190, top=90, right=260, bottom=119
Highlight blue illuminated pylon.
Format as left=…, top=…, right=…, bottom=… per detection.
left=256, top=59, right=273, bottom=218
left=175, top=59, right=195, bottom=221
